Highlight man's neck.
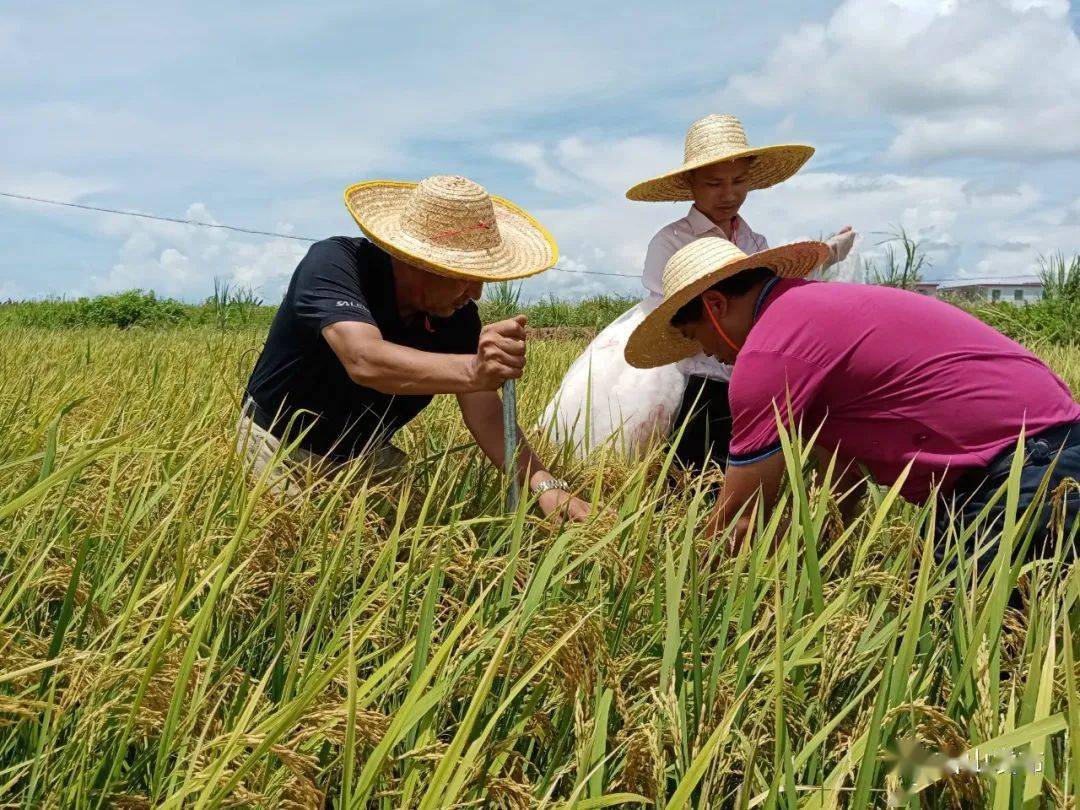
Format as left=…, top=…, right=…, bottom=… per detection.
left=730, top=278, right=773, bottom=342
left=693, top=205, right=738, bottom=239
left=746, top=276, right=781, bottom=325
left=390, top=257, right=421, bottom=320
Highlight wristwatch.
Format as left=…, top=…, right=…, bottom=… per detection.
left=532, top=478, right=570, bottom=496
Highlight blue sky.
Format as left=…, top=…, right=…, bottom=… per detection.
left=2, top=0, right=1078, bottom=302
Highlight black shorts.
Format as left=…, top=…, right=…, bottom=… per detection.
left=671, top=376, right=732, bottom=471
left=937, top=420, right=1080, bottom=563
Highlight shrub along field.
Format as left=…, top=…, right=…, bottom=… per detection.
left=0, top=283, right=637, bottom=334
left=0, top=322, right=1078, bottom=807
left=4, top=279, right=1080, bottom=347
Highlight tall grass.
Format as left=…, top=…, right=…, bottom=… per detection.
left=209, top=279, right=267, bottom=331
left=1040, top=254, right=1080, bottom=302
left=863, top=227, right=930, bottom=290
left=0, top=329, right=1077, bottom=807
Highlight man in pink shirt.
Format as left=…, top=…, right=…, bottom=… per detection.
left=625, top=237, right=1080, bottom=560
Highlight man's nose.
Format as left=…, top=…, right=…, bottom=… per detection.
left=466, top=281, right=483, bottom=300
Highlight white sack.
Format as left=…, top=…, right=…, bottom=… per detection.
left=536, top=301, right=687, bottom=460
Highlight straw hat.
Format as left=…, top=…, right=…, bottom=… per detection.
left=625, top=237, right=829, bottom=368
left=343, top=175, right=558, bottom=281
left=625, top=114, right=814, bottom=202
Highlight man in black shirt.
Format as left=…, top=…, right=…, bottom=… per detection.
left=240, top=174, right=591, bottom=521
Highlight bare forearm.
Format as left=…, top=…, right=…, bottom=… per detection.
left=485, top=429, right=553, bottom=489
left=511, top=437, right=554, bottom=490
left=705, top=485, right=754, bottom=537
left=323, top=318, right=528, bottom=396
left=343, top=341, right=479, bottom=395
left=707, top=454, right=788, bottom=550
left=814, top=448, right=866, bottom=525
left=470, top=403, right=548, bottom=486
left=458, top=390, right=593, bottom=521
left=462, top=393, right=552, bottom=486
left=834, top=467, right=867, bottom=525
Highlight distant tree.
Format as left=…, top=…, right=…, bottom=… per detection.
left=864, top=226, right=929, bottom=291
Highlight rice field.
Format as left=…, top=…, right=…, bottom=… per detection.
left=1, top=327, right=1078, bottom=808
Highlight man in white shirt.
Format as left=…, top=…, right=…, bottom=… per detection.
left=628, top=114, right=855, bottom=468
left=643, top=198, right=769, bottom=373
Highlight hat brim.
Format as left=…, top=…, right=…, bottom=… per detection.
left=344, top=181, right=559, bottom=281
left=625, top=144, right=814, bottom=202
left=624, top=240, right=830, bottom=369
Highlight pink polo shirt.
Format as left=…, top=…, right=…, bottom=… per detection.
left=727, top=279, right=1080, bottom=501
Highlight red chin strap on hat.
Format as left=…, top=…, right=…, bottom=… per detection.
left=704, top=299, right=742, bottom=355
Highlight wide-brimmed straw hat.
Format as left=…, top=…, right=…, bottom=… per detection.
left=625, top=237, right=829, bottom=368
left=625, top=114, right=814, bottom=202
left=344, top=174, right=558, bottom=281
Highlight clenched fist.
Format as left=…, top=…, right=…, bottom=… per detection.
left=470, top=314, right=527, bottom=390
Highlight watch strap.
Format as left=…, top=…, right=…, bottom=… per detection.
left=532, top=478, right=570, bottom=496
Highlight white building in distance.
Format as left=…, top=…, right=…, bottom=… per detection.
left=934, top=277, right=1044, bottom=305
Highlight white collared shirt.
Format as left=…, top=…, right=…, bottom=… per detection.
left=641, top=205, right=768, bottom=381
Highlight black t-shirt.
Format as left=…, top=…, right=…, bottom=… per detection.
left=245, top=237, right=481, bottom=458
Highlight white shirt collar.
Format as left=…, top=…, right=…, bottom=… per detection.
left=686, top=204, right=740, bottom=237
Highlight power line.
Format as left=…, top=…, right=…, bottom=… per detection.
left=547, top=267, right=640, bottom=278
left=1, top=191, right=325, bottom=243
left=1, top=190, right=642, bottom=279
left=2, top=190, right=1052, bottom=286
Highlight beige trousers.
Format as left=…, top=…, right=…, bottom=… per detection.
left=235, top=412, right=406, bottom=497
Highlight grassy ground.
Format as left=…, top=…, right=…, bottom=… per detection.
left=0, top=329, right=1078, bottom=807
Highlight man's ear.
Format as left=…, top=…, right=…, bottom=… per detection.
left=700, top=290, right=729, bottom=319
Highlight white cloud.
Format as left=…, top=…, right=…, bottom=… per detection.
left=491, top=143, right=581, bottom=195
left=230, top=237, right=312, bottom=293
left=749, top=171, right=1073, bottom=279
left=88, top=203, right=308, bottom=299
left=494, top=135, right=679, bottom=199
left=522, top=254, right=638, bottom=301
left=3, top=100, right=399, bottom=181
left=4, top=2, right=1076, bottom=303
left=495, top=134, right=688, bottom=300
left=726, top=0, right=1080, bottom=161
left=499, top=132, right=1076, bottom=297
left=0, top=170, right=113, bottom=203
left=0, top=4, right=750, bottom=183
left=1057, top=197, right=1080, bottom=227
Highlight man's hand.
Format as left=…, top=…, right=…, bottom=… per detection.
left=470, top=315, right=527, bottom=390
left=537, top=487, right=592, bottom=522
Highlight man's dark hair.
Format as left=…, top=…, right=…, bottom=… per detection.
left=670, top=266, right=775, bottom=326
